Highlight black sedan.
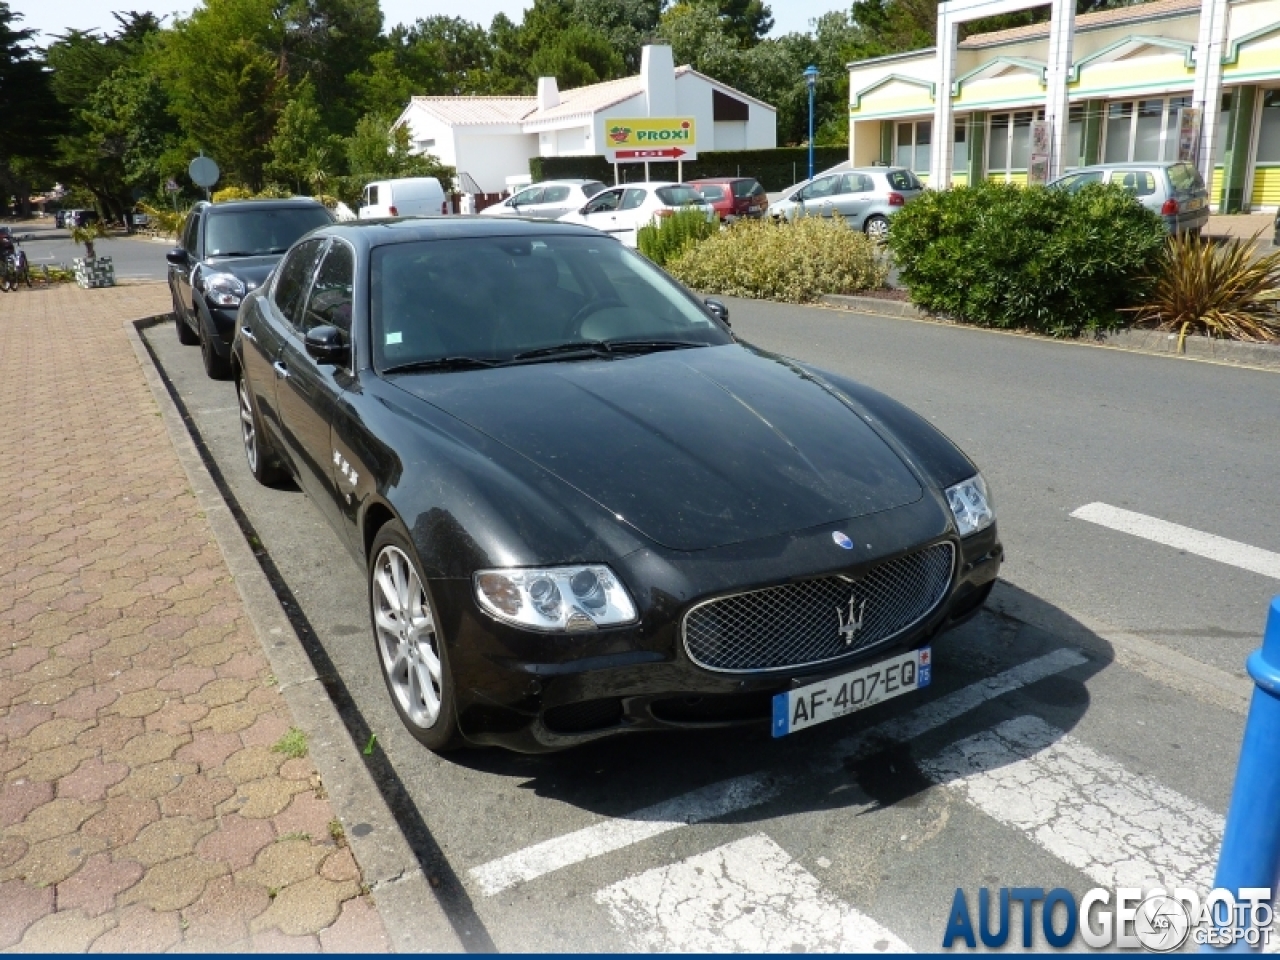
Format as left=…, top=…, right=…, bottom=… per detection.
left=231, top=218, right=1002, bottom=752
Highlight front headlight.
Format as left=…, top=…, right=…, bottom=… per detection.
left=202, top=272, right=246, bottom=307
left=474, top=565, right=637, bottom=633
left=945, top=474, right=994, bottom=537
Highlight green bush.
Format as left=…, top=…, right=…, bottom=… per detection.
left=530, top=146, right=851, bottom=192
left=666, top=216, right=887, bottom=303
left=637, top=208, right=719, bottom=266
left=886, top=180, right=1166, bottom=337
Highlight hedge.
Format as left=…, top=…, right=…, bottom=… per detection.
left=529, top=146, right=850, bottom=192
left=886, top=180, right=1167, bottom=337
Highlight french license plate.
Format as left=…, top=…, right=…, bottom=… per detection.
left=772, top=647, right=931, bottom=737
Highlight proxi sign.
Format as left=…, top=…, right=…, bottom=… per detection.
left=604, top=118, right=698, bottom=163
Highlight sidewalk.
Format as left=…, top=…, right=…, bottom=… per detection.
left=1206, top=212, right=1275, bottom=248
left=0, top=283, right=390, bottom=951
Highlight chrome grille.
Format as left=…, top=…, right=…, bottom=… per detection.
left=682, top=542, right=955, bottom=673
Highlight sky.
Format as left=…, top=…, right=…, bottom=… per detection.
left=20, top=0, right=846, bottom=43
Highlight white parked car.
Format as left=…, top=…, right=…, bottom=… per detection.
left=557, top=182, right=714, bottom=247
left=480, top=180, right=608, bottom=220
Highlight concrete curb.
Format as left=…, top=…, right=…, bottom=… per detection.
left=818, top=293, right=1280, bottom=371
left=124, top=315, right=465, bottom=954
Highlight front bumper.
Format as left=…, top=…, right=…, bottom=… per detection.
left=433, top=500, right=1003, bottom=752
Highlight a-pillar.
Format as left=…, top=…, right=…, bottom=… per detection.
left=1043, top=0, right=1076, bottom=179
left=1192, top=0, right=1231, bottom=186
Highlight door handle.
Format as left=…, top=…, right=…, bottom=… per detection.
left=241, top=326, right=257, bottom=343
left=272, top=360, right=289, bottom=379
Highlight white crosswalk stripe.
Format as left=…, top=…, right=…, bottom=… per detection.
left=595, top=834, right=913, bottom=953
left=920, top=715, right=1225, bottom=891
left=470, top=648, right=1087, bottom=896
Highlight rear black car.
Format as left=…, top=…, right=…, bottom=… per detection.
left=167, top=198, right=332, bottom=378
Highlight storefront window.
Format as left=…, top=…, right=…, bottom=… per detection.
left=1214, top=92, right=1232, bottom=159
left=1257, top=90, right=1280, bottom=162
left=1066, top=105, right=1084, bottom=169
left=1104, top=101, right=1132, bottom=162
left=1134, top=99, right=1163, bottom=161
left=1163, top=95, right=1192, bottom=159
left=987, top=110, right=1042, bottom=179
left=895, top=120, right=932, bottom=174
left=989, top=115, right=1009, bottom=171
left=953, top=121, right=967, bottom=169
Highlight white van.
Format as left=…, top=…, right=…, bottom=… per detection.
left=358, top=177, right=448, bottom=219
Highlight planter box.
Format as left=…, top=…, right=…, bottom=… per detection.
left=73, top=256, right=115, bottom=289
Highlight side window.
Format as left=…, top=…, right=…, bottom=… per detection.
left=302, top=242, right=355, bottom=336
left=1058, top=170, right=1104, bottom=193
left=514, top=187, right=545, bottom=205
left=841, top=173, right=872, bottom=194
left=619, top=188, right=647, bottom=210
left=802, top=176, right=837, bottom=200
left=542, top=185, right=571, bottom=203
left=1116, top=170, right=1156, bottom=196
left=272, top=239, right=326, bottom=330
left=584, top=190, right=622, bottom=214
left=182, top=212, right=201, bottom=254
left=366, top=185, right=378, bottom=207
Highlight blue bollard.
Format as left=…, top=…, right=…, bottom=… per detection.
left=1208, top=595, right=1280, bottom=951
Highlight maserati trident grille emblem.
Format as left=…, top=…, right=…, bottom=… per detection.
left=837, top=594, right=868, bottom=644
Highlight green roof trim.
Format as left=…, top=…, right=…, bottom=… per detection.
left=849, top=73, right=936, bottom=111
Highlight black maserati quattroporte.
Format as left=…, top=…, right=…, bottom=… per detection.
left=232, top=217, right=1002, bottom=752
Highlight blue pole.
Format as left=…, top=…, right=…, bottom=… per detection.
left=807, top=81, right=816, bottom=182
left=1208, top=594, right=1280, bottom=951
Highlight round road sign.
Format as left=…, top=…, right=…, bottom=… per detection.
left=188, top=156, right=220, bottom=188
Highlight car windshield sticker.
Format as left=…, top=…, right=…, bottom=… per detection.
left=386, top=332, right=402, bottom=345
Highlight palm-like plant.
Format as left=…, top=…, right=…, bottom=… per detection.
left=69, top=221, right=108, bottom=260
left=1127, top=233, right=1280, bottom=344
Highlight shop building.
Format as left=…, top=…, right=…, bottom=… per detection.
left=846, top=0, right=1280, bottom=210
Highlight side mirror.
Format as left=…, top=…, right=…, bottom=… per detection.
left=304, top=324, right=349, bottom=365
left=166, top=248, right=189, bottom=266
left=704, top=298, right=730, bottom=327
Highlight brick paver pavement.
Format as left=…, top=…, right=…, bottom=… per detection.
left=0, top=283, right=391, bottom=951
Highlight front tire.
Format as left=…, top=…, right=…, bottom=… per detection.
left=237, top=374, right=287, bottom=486
left=198, top=307, right=232, bottom=380
left=369, top=523, right=464, bottom=752
left=174, top=293, right=199, bottom=345
left=863, top=215, right=890, bottom=242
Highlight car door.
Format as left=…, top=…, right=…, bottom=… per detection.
left=579, top=188, right=624, bottom=234
left=171, top=209, right=201, bottom=316
left=274, top=239, right=356, bottom=534
left=612, top=188, right=651, bottom=245
left=833, top=173, right=875, bottom=224
left=531, top=184, right=574, bottom=219
left=508, top=185, right=545, bottom=217
left=795, top=175, right=840, bottom=219
left=252, top=238, right=326, bottom=461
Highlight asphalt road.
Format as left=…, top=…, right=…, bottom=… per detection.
left=11, top=220, right=171, bottom=281
left=140, top=300, right=1272, bottom=952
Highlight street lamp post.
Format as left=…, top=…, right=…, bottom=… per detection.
left=804, top=65, right=819, bottom=181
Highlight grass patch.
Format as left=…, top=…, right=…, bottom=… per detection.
left=271, top=727, right=308, bottom=760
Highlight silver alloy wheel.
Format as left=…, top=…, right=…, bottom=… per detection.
left=238, top=379, right=259, bottom=473
left=865, top=216, right=889, bottom=241
left=373, top=545, right=443, bottom=729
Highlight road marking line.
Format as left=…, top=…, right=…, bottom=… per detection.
left=921, top=715, right=1224, bottom=890
left=1072, top=502, right=1280, bottom=581
left=469, top=648, right=1087, bottom=896
left=595, top=834, right=913, bottom=953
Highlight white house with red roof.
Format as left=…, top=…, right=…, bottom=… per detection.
left=392, top=45, right=777, bottom=195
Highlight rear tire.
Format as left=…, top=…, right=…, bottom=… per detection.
left=237, top=373, right=288, bottom=486
left=369, top=523, right=465, bottom=752
left=863, top=215, right=890, bottom=242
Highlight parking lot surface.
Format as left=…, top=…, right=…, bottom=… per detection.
left=140, top=289, right=1277, bottom=950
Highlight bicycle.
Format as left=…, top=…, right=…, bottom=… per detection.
left=0, top=243, right=31, bottom=291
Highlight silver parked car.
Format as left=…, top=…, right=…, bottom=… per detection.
left=768, top=166, right=925, bottom=239
left=480, top=179, right=608, bottom=220
left=1046, top=162, right=1209, bottom=236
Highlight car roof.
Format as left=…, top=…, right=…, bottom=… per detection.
left=317, top=216, right=610, bottom=248
left=1068, top=162, right=1184, bottom=171
left=202, top=197, right=328, bottom=213
left=689, top=177, right=757, bottom=184
left=535, top=179, right=603, bottom=186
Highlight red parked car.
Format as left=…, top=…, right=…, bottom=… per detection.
left=689, top=177, right=768, bottom=223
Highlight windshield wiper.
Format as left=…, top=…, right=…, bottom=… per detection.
left=601, top=338, right=707, bottom=353
left=381, top=356, right=499, bottom=374
left=510, top=341, right=615, bottom=362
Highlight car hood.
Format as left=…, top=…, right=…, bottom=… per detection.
left=391, top=345, right=924, bottom=552
left=202, top=254, right=280, bottom=292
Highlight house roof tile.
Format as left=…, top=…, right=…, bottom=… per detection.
left=960, top=0, right=1200, bottom=48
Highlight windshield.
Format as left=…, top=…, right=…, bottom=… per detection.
left=371, top=235, right=732, bottom=371
left=205, top=207, right=332, bottom=257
